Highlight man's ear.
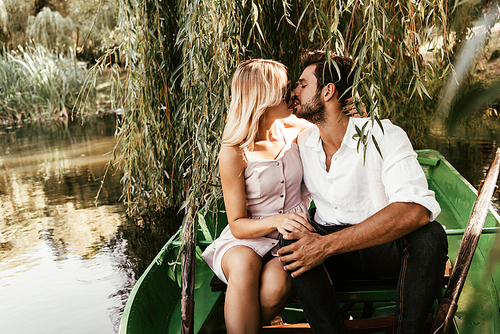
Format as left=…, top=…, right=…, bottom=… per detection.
left=323, top=82, right=336, bottom=102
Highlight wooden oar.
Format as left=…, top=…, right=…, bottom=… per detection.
left=181, top=206, right=197, bottom=334
left=430, top=148, right=500, bottom=334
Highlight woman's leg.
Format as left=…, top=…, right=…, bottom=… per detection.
left=259, top=257, right=293, bottom=325
left=221, top=246, right=263, bottom=334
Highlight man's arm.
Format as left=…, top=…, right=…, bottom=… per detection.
left=278, top=202, right=430, bottom=277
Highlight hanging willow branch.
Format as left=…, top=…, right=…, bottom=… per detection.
left=101, top=0, right=479, bottom=221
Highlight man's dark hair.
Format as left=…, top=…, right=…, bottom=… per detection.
left=300, top=50, right=354, bottom=106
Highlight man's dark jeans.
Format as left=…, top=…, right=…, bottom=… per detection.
left=279, top=219, right=448, bottom=334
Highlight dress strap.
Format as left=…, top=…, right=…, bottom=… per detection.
left=277, top=120, right=288, bottom=144
left=246, top=120, right=289, bottom=161
left=273, top=120, right=291, bottom=159
left=242, top=146, right=252, bottom=161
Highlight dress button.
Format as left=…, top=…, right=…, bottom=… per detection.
left=278, top=210, right=283, bottom=214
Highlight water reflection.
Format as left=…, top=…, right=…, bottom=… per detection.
left=0, top=115, right=182, bottom=333
left=0, top=116, right=122, bottom=265
left=106, top=209, right=183, bottom=331
left=426, top=121, right=500, bottom=211
left=0, top=116, right=128, bottom=333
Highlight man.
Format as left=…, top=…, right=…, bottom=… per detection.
left=277, top=50, right=448, bottom=334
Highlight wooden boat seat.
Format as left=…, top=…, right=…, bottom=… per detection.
left=209, top=259, right=452, bottom=295
left=210, top=275, right=399, bottom=300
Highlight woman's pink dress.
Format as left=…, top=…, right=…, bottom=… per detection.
left=202, top=139, right=307, bottom=284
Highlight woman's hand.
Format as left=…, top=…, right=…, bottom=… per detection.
left=343, top=97, right=367, bottom=117
left=273, top=212, right=315, bottom=235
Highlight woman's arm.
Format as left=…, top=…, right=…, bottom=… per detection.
left=220, top=144, right=313, bottom=239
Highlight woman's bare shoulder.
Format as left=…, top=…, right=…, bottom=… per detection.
left=282, top=115, right=312, bottom=131
left=282, top=115, right=312, bottom=141
left=219, top=144, right=246, bottom=169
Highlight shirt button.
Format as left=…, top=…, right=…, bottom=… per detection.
left=280, top=194, right=284, bottom=198
left=329, top=180, right=334, bottom=184
left=334, top=206, right=339, bottom=210
left=280, top=180, right=284, bottom=183
left=278, top=210, right=283, bottom=214
left=276, top=161, right=280, bottom=166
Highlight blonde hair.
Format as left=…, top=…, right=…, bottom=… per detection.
left=222, top=59, right=288, bottom=150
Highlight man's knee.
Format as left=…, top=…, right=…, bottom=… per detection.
left=423, top=221, right=447, bottom=246
left=406, top=221, right=448, bottom=258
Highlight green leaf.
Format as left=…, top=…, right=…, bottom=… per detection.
left=372, top=134, right=383, bottom=159
left=318, top=9, right=330, bottom=32
left=375, top=116, right=384, bottom=135
left=296, top=1, right=312, bottom=33
left=308, top=24, right=318, bottom=42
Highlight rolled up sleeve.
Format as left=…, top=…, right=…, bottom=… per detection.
left=381, top=126, right=441, bottom=222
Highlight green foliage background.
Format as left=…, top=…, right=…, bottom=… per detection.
left=0, top=45, right=93, bottom=122
left=102, top=0, right=491, bottom=220
left=0, top=0, right=120, bottom=122
left=0, top=0, right=119, bottom=59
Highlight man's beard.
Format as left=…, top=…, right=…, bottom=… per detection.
left=296, top=91, right=326, bottom=124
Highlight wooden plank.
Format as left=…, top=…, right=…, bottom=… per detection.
left=260, top=314, right=434, bottom=333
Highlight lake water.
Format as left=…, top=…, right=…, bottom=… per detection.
left=0, top=115, right=178, bottom=334
left=0, top=115, right=499, bottom=334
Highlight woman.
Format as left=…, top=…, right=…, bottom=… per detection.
left=202, top=59, right=314, bottom=334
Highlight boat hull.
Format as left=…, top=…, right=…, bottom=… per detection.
left=120, top=150, right=500, bottom=334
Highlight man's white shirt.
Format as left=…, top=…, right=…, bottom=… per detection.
left=298, top=117, right=441, bottom=226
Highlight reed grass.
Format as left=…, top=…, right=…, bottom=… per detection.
left=0, top=45, right=95, bottom=123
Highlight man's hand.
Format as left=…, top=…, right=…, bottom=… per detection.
left=278, top=231, right=330, bottom=278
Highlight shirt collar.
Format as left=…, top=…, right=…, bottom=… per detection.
left=304, top=125, right=323, bottom=151
left=343, top=118, right=359, bottom=149
left=304, top=118, right=360, bottom=151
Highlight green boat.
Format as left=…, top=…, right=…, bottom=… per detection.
left=119, top=150, right=500, bottom=334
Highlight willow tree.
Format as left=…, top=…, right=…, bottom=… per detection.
left=101, top=0, right=485, bottom=226
left=26, top=7, right=74, bottom=51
